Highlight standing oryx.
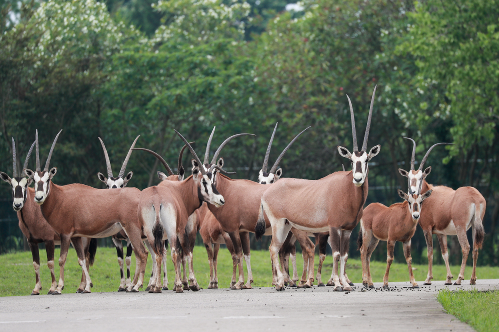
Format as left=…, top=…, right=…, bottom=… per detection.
left=256, top=87, right=380, bottom=291
left=25, top=130, right=149, bottom=293
left=359, top=141, right=433, bottom=288
left=398, top=139, right=485, bottom=285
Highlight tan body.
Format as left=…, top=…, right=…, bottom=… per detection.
left=38, top=181, right=146, bottom=293
left=209, top=174, right=316, bottom=289
left=419, top=181, right=485, bottom=285
left=360, top=201, right=419, bottom=288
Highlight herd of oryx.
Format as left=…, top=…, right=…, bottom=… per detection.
left=0, top=87, right=485, bottom=296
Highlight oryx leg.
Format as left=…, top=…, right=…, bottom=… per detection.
left=223, top=233, right=237, bottom=288
left=181, top=248, right=188, bottom=290
left=436, top=234, right=453, bottom=285
left=28, top=240, right=42, bottom=295
left=145, top=240, right=156, bottom=292
left=213, top=243, right=222, bottom=288
left=269, top=219, right=292, bottom=291
left=45, top=240, right=57, bottom=294
left=366, top=235, right=379, bottom=288
left=454, top=227, right=470, bottom=286
left=241, top=232, right=253, bottom=289
left=279, top=232, right=293, bottom=287
left=54, top=234, right=72, bottom=294
left=339, top=229, right=352, bottom=291
left=403, top=240, right=418, bottom=288
left=423, top=230, right=434, bottom=285
left=125, top=241, right=133, bottom=289
left=227, top=231, right=245, bottom=290
left=125, top=225, right=148, bottom=292
left=315, top=233, right=328, bottom=286
left=112, top=236, right=127, bottom=292
left=205, top=242, right=215, bottom=288
left=359, top=227, right=370, bottom=287
left=383, top=240, right=395, bottom=289
left=295, top=231, right=315, bottom=288
left=72, top=237, right=92, bottom=293
left=162, top=240, right=169, bottom=290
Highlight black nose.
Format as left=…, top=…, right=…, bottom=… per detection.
left=35, top=196, right=42, bottom=201
left=354, top=178, right=361, bottom=182
left=220, top=199, right=225, bottom=205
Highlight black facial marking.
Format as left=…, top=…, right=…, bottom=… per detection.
left=413, top=203, right=418, bottom=212
left=262, top=172, right=269, bottom=177
left=207, top=173, right=212, bottom=180
left=355, top=161, right=362, bottom=173
left=261, top=181, right=266, bottom=184
left=14, top=185, right=23, bottom=199
left=37, top=181, right=44, bottom=192
left=354, top=151, right=363, bottom=157
left=112, top=185, right=117, bottom=189
left=211, top=183, right=220, bottom=195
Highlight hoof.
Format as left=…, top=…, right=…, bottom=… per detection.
left=275, top=285, right=285, bottom=291
left=453, top=282, right=461, bottom=286
left=241, top=284, right=252, bottom=289
left=368, top=285, right=374, bottom=289
left=90, top=282, right=93, bottom=288
left=470, top=279, right=476, bottom=285
left=412, top=285, right=419, bottom=289
left=318, top=283, right=325, bottom=287
left=175, top=287, right=184, bottom=293
left=145, top=286, right=151, bottom=292
left=76, top=289, right=83, bottom=294
left=343, top=285, right=353, bottom=291
left=348, top=282, right=354, bottom=287
left=118, top=287, right=127, bottom=292
left=288, top=281, right=297, bottom=287
left=52, top=291, right=62, bottom=295
left=382, top=285, right=389, bottom=290
left=82, top=290, right=91, bottom=294
left=31, top=291, right=40, bottom=295
left=129, top=288, right=139, bottom=293
left=189, top=284, right=200, bottom=291
left=423, top=282, right=432, bottom=285
left=333, top=286, right=343, bottom=292
left=183, top=285, right=190, bottom=291
left=162, top=286, right=169, bottom=290
left=326, top=280, right=334, bottom=286
left=444, top=282, right=452, bottom=286
left=47, top=290, right=54, bottom=295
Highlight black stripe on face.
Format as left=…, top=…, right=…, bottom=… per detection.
left=211, top=183, right=220, bottom=195
left=37, top=181, right=44, bottom=192
left=413, top=203, right=418, bottom=212
left=14, top=185, right=23, bottom=199
left=355, top=161, right=362, bottom=174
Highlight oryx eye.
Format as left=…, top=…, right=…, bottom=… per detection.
left=270, top=180, right=274, bottom=183
left=120, top=185, right=123, bottom=188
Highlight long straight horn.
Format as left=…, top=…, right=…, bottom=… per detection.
left=98, top=137, right=114, bottom=178
left=175, top=130, right=206, bottom=175
left=132, top=148, right=174, bottom=176
left=23, top=140, right=36, bottom=172
left=204, top=127, right=216, bottom=165
left=269, top=126, right=311, bottom=174
left=262, top=123, right=278, bottom=173
left=44, top=130, right=62, bottom=172
left=403, top=137, right=417, bottom=170
left=346, top=95, right=358, bottom=152
left=119, top=135, right=140, bottom=178
left=418, top=142, right=452, bottom=171
left=178, top=142, right=194, bottom=174
left=35, top=130, right=41, bottom=172
left=210, top=133, right=256, bottom=165
left=12, top=138, right=18, bottom=177
left=361, top=85, right=377, bottom=152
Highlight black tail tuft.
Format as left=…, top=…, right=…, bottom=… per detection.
left=318, top=234, right=328, bottom=255
left=152, top=223, right=164, bottom=255
left=475, top=222, right=485, bottom=250
left=89, top=238, right=98, bottom=266
left=255, top=204, right=266, bottom=240
left=164, top=239, right=169, bottom=250
left=357, top=228, right=363, bottom=251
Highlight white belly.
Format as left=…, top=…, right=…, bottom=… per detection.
left=434, top=220, right=457, bottom=236
left=74, top=222, right=123, bottom=238
left=288, top=221, right=329, bottom=233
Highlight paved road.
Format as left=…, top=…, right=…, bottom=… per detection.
left=0, top=280, right=497, bottom=332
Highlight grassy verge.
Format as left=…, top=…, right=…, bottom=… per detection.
left=438, top=289, right=499, bottom=332
left=0, top=246, right=497, bottom=296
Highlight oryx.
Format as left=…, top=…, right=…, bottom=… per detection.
left=25, top=130, right=149, bottom=293
left=398, top=138, right=485, bottom=285
left=256, top=87, right=380, bottom=291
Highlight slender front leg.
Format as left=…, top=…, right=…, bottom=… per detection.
left=72, top=237, right=92, bottom=293
left=423, top=230, right=434, bottom=285
left=45, top=240, right=57, bottom=294
left=269, top=219, right=292, bottom=291
left=213, top=243, right=221, bottom=288
left=328, top=227, right=342, bottom=291
left=227, top=231, right=245, bottom=289
left=366, top=236, right=379, bottom=288
left=125, top=225, right=148, bottom=292
left=125, top=242, right=133, bottom=289
left=205, top=243, right=215, bottom=288
left=436, top=234, right=453, bottom=284
left=112, top=237, right=126, bottom=292
left=144, top=240, right=155, bottom=292
left=360, top=229, right=369, bottom=287
left=241, top=232, right=253, bottom=289
left=223, top=233, right=237, bottom=288
left=55, top=234, right=72, bottom=294
left=28, top=240, right=42, bottom=295
left=162, top=241, right=169, bottom=290
left=383, top=240, right=395, bottom=289
left=316, top=233, right=328, bottom=286
left=403, top=240, right=418, bottom=287
left=339, top=230, right=352, bottom=291
left=454, top=227, right=470, bottom=285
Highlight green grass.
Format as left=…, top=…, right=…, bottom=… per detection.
left=438, top=290, right=499, bottom=332
left=0, top=246, right=497, bottom=296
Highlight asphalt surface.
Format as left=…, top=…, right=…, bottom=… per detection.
left=0, top=279, right=497, bottom=332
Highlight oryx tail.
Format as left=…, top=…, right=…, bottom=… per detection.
left=472, top=203, right=485, bottom=250
left=255, top=203, right=266, bottom=240
left=152, top=204, right=164, bottom=256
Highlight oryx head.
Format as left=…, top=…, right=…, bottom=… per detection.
left=97, top=136, right=139, bottom=189
left=0, top=138, right=36, bottom=211
left=398, top=137, right=451, bottom=195
left=258, top=123, right=310, bottom=184
left=24, top=130, right=62, bottom=205
left=338, top=86, right=381, bottom=186
left=398, top=189, right=433, bottom=220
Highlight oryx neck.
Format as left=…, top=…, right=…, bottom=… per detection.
left=39, top=180, right=61, bottom=221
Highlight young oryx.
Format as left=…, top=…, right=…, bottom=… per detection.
left=25, top=131, right=149, bottom=294
left=97, top=135, right=158, bottom=292
left=359, top=183, right=432, bottom=288
left=136, top=131, right=238, bottom=293
left=398, top=139, right=485, bottom=285
left=256, top=87, right=380, bottom=291
left=1, top=137, right=96, bottom=295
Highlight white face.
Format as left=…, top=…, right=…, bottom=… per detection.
left=27, top=168, right=56, bottom=205
left=338, top=145, right=380, bottom=187
left=193, top=161, right=225, bottom=208
left=399, top=189, right=432, bottom=220
left=399, top=167, right=431, bottom=195
left=106, top=177, right=124, bottom=189
left=0, top=174, right=29, bottom=211
left=258, top=169, right=281, bottom=184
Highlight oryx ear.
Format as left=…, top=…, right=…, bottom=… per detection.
left=191, top=159, right=200, bottom=178
left=192, top=159, right=200, bottom=168
left=398, top=168, right=409, bottom=178
left=26, top=177, right=33, bottom=186
left=398, top=189, right=408, bottom=201
left=178, top=166, right=185, bottom=181
left=97, top=172, right=107, bottom=183
left=423, top=166, right=432, bottom=178
left=422, top=189, right=433, bottom=201
left=157, top=171, right=168, bottom=181
left=49, top=167, right=57, bottom=179
left=367, top=145, right=380, bottom=161
left=123, top=171, right=133, bottom=185
left=0, top=172, right=11, bottom=184
left=337, top=146, right=352, bottom=159
left=217, top=158, right=224, bottom=168
left=274, top=168, right=282, bottom=180
left=24, top=169, right=34, bottom=179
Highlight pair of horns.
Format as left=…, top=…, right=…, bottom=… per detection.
left=35, top=129, right=62, bottom=172
left=177, top=129, right=254, bottom=175
left=404, top=137, right=452, bottom=171
left=347, top=85, right=377, bottom=152
left=261, top=123, right=311, bottom=174
left=132, top=141, right=193, bottom=176
left=11, top=138, right=35, bottom=177
left=99, top=136, right=140, bottom=179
